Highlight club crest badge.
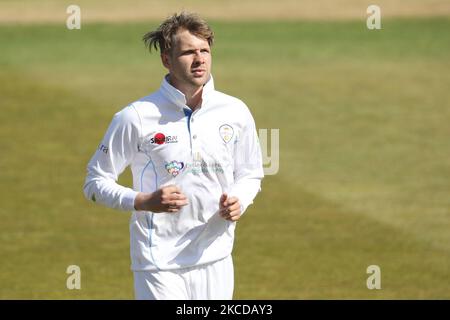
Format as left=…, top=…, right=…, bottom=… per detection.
left=165, top=161, right=184, bottom=177
left=219, top=124, right=234, bottom=143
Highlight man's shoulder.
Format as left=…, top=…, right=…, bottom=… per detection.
left=109, top=91, right=155, bottom=122
left=129, top=91, right=165, bottom=111
left=117, top=90, right=166, bottom=118
left=211, top=89, right=256, bottom=123
left=211, top=89, right=248, bottom=110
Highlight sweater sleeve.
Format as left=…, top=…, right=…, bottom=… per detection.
left=83, top=106, right=141, bottom=211
left=227, top=104, right=264, bottom=214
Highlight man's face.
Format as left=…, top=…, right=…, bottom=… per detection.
left=162, top=29, right=212, bottom=89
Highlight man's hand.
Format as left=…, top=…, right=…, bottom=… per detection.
left=219, top=193, right=242, bottom=221
left=134, top=185, right=188, bottom=213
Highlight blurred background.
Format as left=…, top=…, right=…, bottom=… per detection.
left=0, top=0, right=449, bottom=299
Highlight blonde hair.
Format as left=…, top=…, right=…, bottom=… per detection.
left=143, top=11, right=214, bottom=54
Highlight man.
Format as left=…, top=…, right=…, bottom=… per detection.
left=83, top=11, right=264, bottom=300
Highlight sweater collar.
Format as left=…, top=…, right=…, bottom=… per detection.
left=160, top=74, right=215, bottom=110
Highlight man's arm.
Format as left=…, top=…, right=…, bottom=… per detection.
left=83, top=106, right=189, bottom=213
left=222, top=104, right=264, bottom=220
left=83, top=107, right=141, bottom=211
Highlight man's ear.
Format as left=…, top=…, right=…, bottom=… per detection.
left=161, top=52, right=170, bottom=69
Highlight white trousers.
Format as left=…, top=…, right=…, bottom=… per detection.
left=133, top=255, right=234, bottom=300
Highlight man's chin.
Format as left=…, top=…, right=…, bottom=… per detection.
left=190, top=76, right=209, bottom=87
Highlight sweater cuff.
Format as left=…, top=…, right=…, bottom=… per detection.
left=121, top=189, right=139, bottom=211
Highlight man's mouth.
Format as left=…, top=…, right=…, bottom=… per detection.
left=192, top=69, right=206, bottom=76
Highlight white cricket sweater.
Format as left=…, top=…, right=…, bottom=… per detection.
left=83, top=75, right=264, bottom=271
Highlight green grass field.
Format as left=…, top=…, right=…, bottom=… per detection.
left=1, top=17, right=449, bottom=299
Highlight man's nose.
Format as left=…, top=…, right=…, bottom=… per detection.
left=194, top=51, right=205, bottom=64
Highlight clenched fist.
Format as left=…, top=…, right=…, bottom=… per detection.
left=134, top=185, right=188, bottom=213
left=219, top=193, right=242, bottom=221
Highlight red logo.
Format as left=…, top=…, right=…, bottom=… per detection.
left=154, top=133, right=166, bottom=145
left=150, top=132, right=178, bottom=145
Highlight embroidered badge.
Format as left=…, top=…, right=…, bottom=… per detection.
left=165, top=161, right=184, bottom=177
left=219, top=124, right=234, bottom=143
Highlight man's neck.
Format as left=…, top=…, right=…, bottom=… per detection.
left=168, top=76, right=203, bottom=111
left=185, top=87, right=203, bottom=111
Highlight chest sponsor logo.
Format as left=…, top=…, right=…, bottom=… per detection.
left=165, top=160, right=184, bottom=177
left=219, top=124, right=234, bottom=143
left=150, top=132, right=178, bottom=145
